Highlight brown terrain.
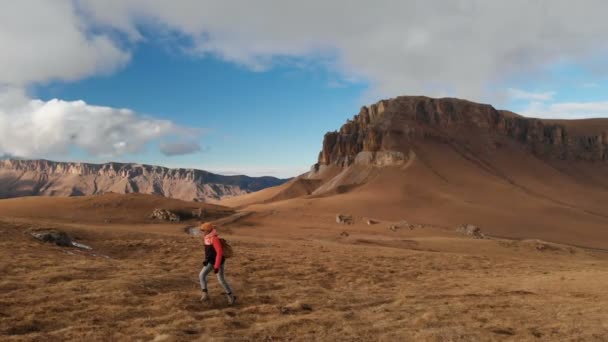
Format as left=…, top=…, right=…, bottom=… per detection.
left=2, top=96, right=608, bottom=341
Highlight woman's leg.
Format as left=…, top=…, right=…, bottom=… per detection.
left=199, top=263, right=214, bottom=292
left=216, top=263, right=234, bottom=294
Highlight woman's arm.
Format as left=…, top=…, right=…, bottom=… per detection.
left=212, top=237, right=223, bottom=270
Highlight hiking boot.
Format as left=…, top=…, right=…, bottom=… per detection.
left=226, top=293, right=236, bottom=305
left=200, top=291, right=210, bottom=302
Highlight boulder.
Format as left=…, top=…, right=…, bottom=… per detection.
left=150, top=208, right=181, bottom=222
left=31, top=230, right=72, bottom=246
left=456, top=224, right=485, bottom=239
left=336, top=214, right=353, bottom=225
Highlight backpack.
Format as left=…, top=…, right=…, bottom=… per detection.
left=219, top=238, right=233, bottom=259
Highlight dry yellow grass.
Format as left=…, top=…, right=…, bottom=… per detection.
left=1, top=201, right=608, bottom=341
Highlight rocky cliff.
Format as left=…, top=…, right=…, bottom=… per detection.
left=315, top=96, right=608, bottom=169
left=0, top=159, right=287, bottom=202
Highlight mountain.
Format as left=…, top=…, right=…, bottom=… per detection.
left=0, top=159, right=288, bottom=202
left=221, top=96, right=608, bottom=249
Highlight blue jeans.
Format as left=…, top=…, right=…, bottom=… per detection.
left=199, top=262, right=233, bottom=294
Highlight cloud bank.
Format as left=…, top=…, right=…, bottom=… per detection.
left=523, top=101, right=608, bottom=119
left=0, top=89, right=199, bottom=158
left=1, top=0, right=608, bottom=161
left=76, top=0, right=608, bottom=101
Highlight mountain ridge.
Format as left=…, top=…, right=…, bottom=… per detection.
left=0, top=159, right=288, bottom=202
left=315, top=96, right=608, bottom=171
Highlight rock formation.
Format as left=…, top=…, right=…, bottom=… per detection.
left=0, top=159, right=287, bottom=202
left=456, top=224, right=485, bottom=239
left=314, top=96, right=608, bottom=170
left=30, top=230, right=73, bottom=247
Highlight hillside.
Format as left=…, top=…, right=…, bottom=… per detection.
left=221, top=96, right=608, bottom=249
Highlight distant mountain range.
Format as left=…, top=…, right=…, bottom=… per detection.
left=0, top=159, right=288, bottom=202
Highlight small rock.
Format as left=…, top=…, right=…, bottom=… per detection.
left=398, top=220, right=409, bottom=227
left=340, top=231, right=349, bottom=237
left=149, top=208, right=180, bottom=222
left=529, top=328, right=543, bottom=338
left=491, top=327, right=515, bottom=336
left=192, top=208, right=206, bottom=219
left=366, top=219, right=379, bottom=225
left=300, top=303, right=313, bottom=311
left=336, top=214, right=353, bottom=225
left=456, top=224, right=485, bottom=239
left=387, top=220, right=412, bottom=231
left=31, top=230, right=72, bottom=247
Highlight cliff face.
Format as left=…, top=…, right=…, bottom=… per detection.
left=316, top=96, right=608, bottom=168
left=0, top=160, right=287, bottom=202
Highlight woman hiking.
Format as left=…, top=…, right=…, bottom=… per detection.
left=199, top=222, right=236, bottom=305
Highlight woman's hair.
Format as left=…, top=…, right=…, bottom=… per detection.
left=200, top=222, right=214, bottom=231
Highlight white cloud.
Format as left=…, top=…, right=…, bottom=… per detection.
left=75, top=0, right=608, bottom=101
left=522, top=101, right=608, bottom=119
left=0, top=89, right=199, bottom=158
left=507, top=88, right=555, bottom=101
left=2, top=1, right=608, bottom=101
left=0, top=0, right=129, bottom=87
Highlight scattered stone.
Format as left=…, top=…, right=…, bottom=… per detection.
left=456, top=224, right=485, bottom=239
left=300, top=303, right=313, bottom=311
left=279, top=301, right=313, bottom=315
left=192, top=208, right=206, bottom=219
left=340, top=231, right=349, bottom=237
left=182, top=329, right=198, bottom=335
left=71, top=242, right=92, bottom=250
left=387, top=220, right=413, bottom=231
left=150, top=208, right=181, bottom=222
left=398, top=220, right=409, bottom=227
left=31, top=230, right=72, bottom=247
left=533, top=240, right=561, bottom=252
left=529, top=327, right=543, bottom=338
left=336, top=214, right=353, bottom=225
left=491, top=327, right=515, bottom=336
left=185, top=226, right=201, bottom=236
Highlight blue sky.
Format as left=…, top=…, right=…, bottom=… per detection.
left=2, top=1, right=608, bottom=177
left=32, top=42, right=367, bottom=176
